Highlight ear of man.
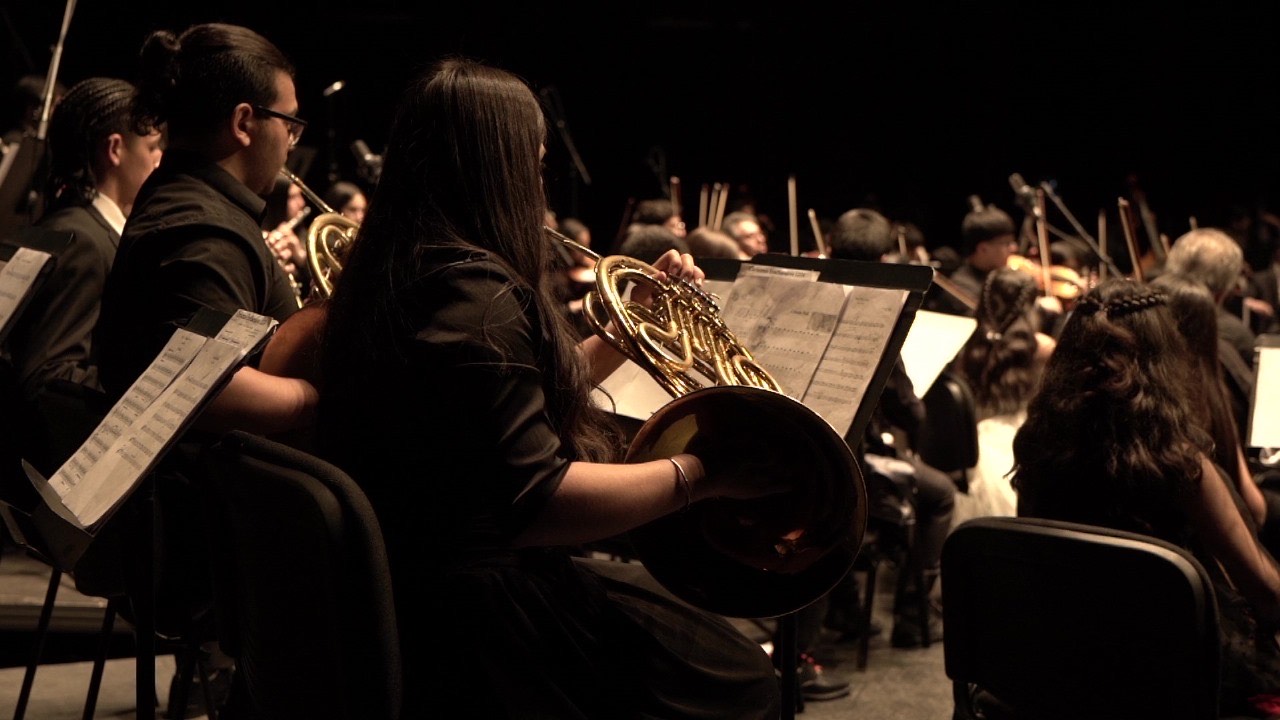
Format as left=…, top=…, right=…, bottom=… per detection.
left=231, top=103, right=255, bottom=148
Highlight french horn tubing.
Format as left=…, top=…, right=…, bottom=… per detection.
left=549, top=227, right=866, bottom=619
left=279, top=168, right=360, bottom=300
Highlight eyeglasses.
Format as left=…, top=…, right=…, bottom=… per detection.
left=253, top=105, right=307, bottom=148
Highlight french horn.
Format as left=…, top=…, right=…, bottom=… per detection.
left=278, top=168, right=359, bottom=300
left=551, top=227, right=866, bottom=619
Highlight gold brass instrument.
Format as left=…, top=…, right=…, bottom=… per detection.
left=279, top=168, right=360, bottom=299
left=549, top=227, right=866, bottom=619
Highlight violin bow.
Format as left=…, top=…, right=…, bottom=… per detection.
left=787, top=174, right=799, bottom=257
left=1034, top=188, right=1053, bottom=296
left=1117, top=197, right=1146, bottom=283
left=807, top=208, right=827, bottom=258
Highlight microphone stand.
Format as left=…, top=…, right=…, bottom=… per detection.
left=322, top=81, right=345, bottom=186
left=1040, top=181, right=1122, bottom=276
left=540, top=86, right=590, bottom=217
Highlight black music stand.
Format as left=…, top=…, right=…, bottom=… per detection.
left=694, top=255, right=934, bottom=719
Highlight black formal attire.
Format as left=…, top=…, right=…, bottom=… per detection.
left=7, top=202, right=116, bottom=399
left=1249, top=264, right=1280, bottom=336
left=318, top=247, right=780, bottom=719
left=1220, top=308, right=1258, bottom=372
left=91, top=150, right=299, bottom=636
left=926, top=261, right=985, bottom=317
left=3, top=201, right=122, bottom=474
left=95, top=149, right=298, bottom=394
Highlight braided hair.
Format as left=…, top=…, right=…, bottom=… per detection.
left=44, top=77, right=136, bottom=214
left=959, top=267, right=1040, bottom=418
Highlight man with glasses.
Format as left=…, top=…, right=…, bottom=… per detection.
left=90, top=23, right=318, bottom=718
left=96, top=22, right=315, bottom=433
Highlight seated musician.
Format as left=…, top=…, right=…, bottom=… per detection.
left=1013, top=279, right=1280, bottom=716
left=316, top=57, right=784, bottom=718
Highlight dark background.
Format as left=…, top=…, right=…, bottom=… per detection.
left=6, top=2, right=1280, bottom=257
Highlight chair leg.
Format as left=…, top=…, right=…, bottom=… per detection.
left=82, top=602, right=118, bottom=720
left=857, top=557, right=878, bottom=671
left=777, top=612, right=801, bottom=720
left=917, top=566, right=932, bottom=648
left=15, top=566, right=61, bottom=720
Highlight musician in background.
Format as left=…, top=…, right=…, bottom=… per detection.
left=90, top=23, right=318, bottom=715
left=3, top=77, right=161, bottom=473
left=7, top=77, right=160, bottom=403
left=686, top=226, right=744, bottom=259
left=930, top=204, right=1018, bottom=317
left=1, top=74, right=64, bottom=149
left=1013, top=279, right=1280, bottom=716
left=952, top=267, right=1054, bottom=524
left=827, top=207, right=955, bottom=649
left=617, top=223, right=688, bottom=264
left=322, top=179, right=367, bottom=223
left=1166, top=229, right=1257, bottom=370
left=722, top=209, right=769, bottom=258
left=261, top=174, right=308, bottom=280
left=318, top=57, right=782, bottom=718
left=630, top=197, right=687, bottom=239
left=1247, top=241, right=1280, bottom=335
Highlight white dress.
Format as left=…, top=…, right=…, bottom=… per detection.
left=952, top=409, right=1025, bottom=528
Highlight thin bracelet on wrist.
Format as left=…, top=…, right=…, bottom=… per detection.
left=669, top=456, right=692, bottom=512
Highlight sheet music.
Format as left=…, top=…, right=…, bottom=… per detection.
left=803, top=286, right=908, bottom=436
left=0, top=246, right=51, bottom=333
left=900, top=310, right=979, bottom=395
left=718, top=269, right=842, bottom=400
left=1249, top=339, right=1280, bottom=448
left=49, top=328, right=207, bottom=502
left=42, top=308, right=279, bottom=528
left=65, top=338, right=241, bottom=526
left=215, top=308, right=278, bottom=352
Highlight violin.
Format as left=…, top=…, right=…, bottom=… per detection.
left=1006, top=254, right=1088, bottom=303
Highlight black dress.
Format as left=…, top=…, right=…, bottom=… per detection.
left=318, top=248, right=780, bottom=719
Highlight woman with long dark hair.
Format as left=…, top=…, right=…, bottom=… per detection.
left=1013, top=279, right=1280, bottom=714
left=318, top=58, right=781, bottom=718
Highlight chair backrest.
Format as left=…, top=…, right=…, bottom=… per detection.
left=917, top=369, right=978, bottom=474
left=204, top=430, right=401, bottom=720
left=942, top=516, right=1220, bottom=720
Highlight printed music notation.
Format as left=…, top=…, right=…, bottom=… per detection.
left=0, top=246, right=52, bottom=340
left=46, top=309, right=278, bottom=528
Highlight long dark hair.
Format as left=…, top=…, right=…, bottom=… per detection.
left=132, top=23, right=293, bottom=140
left=324, top=57, right=614, bottom=462
left=1151, top=273, right=1242, bottom=485
left=1012, top=279, right=1211, bottom=539
left=959, top=267, right=1040, bottom=418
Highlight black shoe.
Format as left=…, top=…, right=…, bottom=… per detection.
left=832, top=617, right=884, bottom=643
left=166, top=665, right=234, bottom=719
left=890, top=605, right=944, bottom=649
left=797, top=652, right=851, bottom=701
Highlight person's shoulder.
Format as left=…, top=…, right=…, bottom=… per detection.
left=38, top=204, right=97, bottom=232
